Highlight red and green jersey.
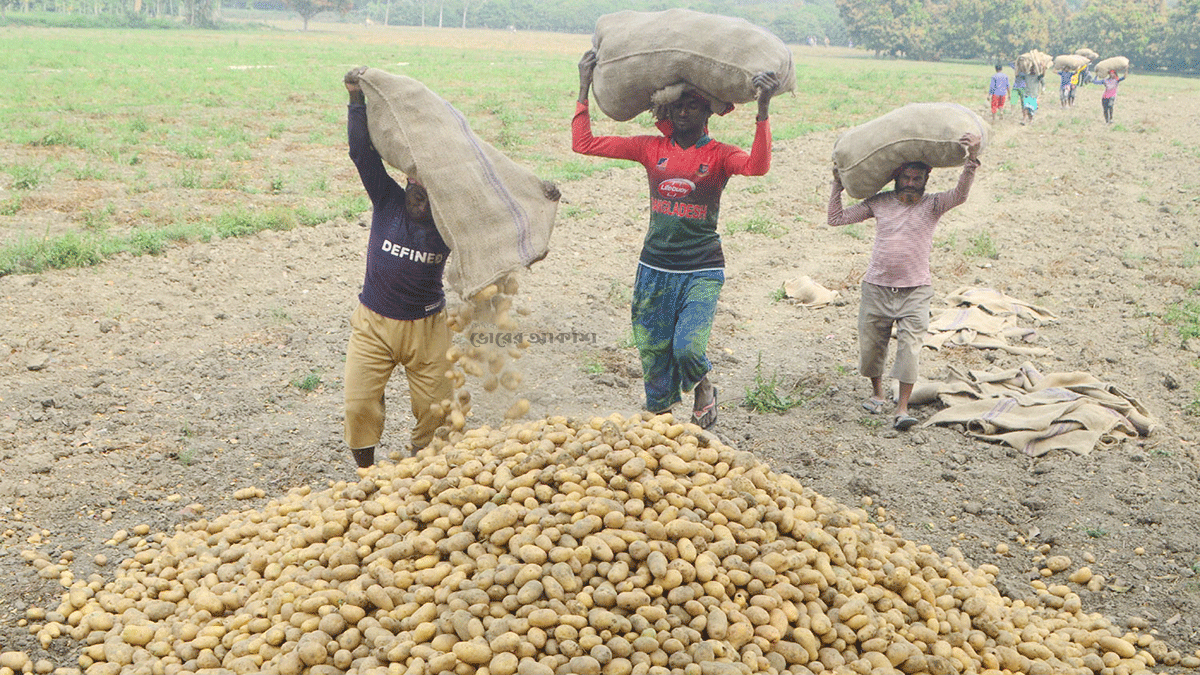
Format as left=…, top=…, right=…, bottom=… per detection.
left=572, top=101, right=771, bottom=271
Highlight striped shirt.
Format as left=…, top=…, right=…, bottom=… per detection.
left=828, top=160, right=979, bottom=288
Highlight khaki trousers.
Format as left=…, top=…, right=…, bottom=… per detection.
left=344, top=303, right=451, bottom=451
left=858, top=282, right=932, bottom=384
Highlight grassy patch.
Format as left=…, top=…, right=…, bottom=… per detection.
left=965, top=231, right=999, bottom=259
left=726, top=214, right=787, bottom=238
left=1164, top=299, right=1200, bottom=341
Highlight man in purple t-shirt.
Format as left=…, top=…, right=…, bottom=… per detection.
left=988, top=65, right=1010, bottom=121
left=341, top=66, right=453, bottom=469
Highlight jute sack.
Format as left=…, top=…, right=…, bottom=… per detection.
left=832, top=102, right=990, bottom=200
left=357, top=68, right=557, bottom=298
left=1094, top=56, right=1130, bottom=75
left=590, top=8, right=795, bottom=122
left=1053, top=54, right=1090, bottom=72
left=1075, top=47, right=1099, bottom=60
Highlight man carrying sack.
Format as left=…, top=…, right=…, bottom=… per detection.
left=572, top=48, right=779, bottom=430
left=828, top=133, right=983, bottom=431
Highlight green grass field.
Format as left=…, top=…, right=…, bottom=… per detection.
left=0, top=22, right=1187, bottom=276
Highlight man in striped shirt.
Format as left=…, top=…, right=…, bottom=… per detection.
left=828, top=133, right=982, bottom=430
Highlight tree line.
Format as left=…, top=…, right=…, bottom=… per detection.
left=836, top=0, right=1200, bottom=73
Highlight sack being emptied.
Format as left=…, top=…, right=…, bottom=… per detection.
left=357, top=68, right=557, bottom=298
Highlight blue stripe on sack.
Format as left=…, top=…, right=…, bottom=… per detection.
left=440, top=98, right=534, bottom=263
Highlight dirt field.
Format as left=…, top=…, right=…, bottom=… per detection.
left=3, top=50, right=1200, bottom=670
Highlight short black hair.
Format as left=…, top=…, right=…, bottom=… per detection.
left=995, top=64, right=1003, bottom=71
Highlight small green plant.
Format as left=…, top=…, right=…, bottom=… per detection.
left=10, top=164, right=43, bottom=190
left=1187, top=383, right=1200, bottom=417
left=268, top=123, right=286, bottom=139
left=617, top=330, right=637, bottom=350
left=291, top=372, right=322, bottom=391
left=176, top=447, right=196, bottom=466
left=769, top=286, right=787, bottom=303
left=271, top=307, right=293, bottom=323
left=727, top=214, right=786, bottom=238
left=0, top=196, right=20, bottom=216
left=82, top=204, right=116, bottom=232
left=1084, top=527, right=1108, bottom=538
left=1164, top=300, right=1200, bottom=341
left=270, top=176, right=285, bottom=194
left=175, top=168, right=201, bottom=189
left=965, top=231, right=999, bottom=259
left=742, top=354, right=803, bottom=414
left=581, top=357, right=605, bottom=375
left=934, top=232, right=958, bottom=250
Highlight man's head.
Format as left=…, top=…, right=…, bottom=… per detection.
left=894, top=162, right=931, bottom=204
left=405, top=177, right=432, bottom=222
left=1109, top=69, right=1117, bottom=77
left=666, top=92, right=713, bottom=135
left=995, top=64, right=1003, bottom=72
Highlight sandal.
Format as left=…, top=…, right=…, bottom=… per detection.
left=692, top=387, right=718, bottom=430
left=861, top=398, right=887, bottom=414
left=893, top=414, right=919, bottom=431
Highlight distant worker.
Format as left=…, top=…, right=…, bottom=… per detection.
left=1068, top=64, right=1088, bottom=107
left=828, top=134, right=983, bottom=431
left=1092, top=68, right=1126, bottom=124
left=573, top=49, right=780, bottom=429
left=1059, top=67, right=1075, bottom=108
left=988, top=64, right=1010, bottom=121
left=1012, top=70, right=1030, bottom=124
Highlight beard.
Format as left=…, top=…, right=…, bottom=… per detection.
left=897, top=187, right=924, bottom=204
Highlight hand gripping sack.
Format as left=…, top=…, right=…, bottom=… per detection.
left=357, top=68, right=557, bottom=298
left=590, top=8, right=795, bottom=122
left=832, top=102, right=990, bottom=200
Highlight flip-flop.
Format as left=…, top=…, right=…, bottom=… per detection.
left=893, top=414, right=919, bottom=431
left=861, top=398, right=887, bottom=414
left=693, top=387, right=718, bottom=430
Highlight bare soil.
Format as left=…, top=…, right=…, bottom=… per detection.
left=3, top=66, right=1200, bottom=669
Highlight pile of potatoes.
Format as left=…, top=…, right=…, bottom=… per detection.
left=14, top=413, right=1199, bottom=675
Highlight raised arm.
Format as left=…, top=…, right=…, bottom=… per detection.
left=344, top=67, right=401, bottom=205
left=828, top=169, right=874, bottom=226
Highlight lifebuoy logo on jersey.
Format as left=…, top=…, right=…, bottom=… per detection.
left=657, top=178, right=695, bottom=199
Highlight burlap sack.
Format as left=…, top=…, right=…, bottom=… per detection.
left=1075, top=48, right=1098, bottom=60
left=1053, top=54, right=1090, bottom=72
left=831, top=102, right=990, bottom=200
left=357, top=68, right=557, bottom=298
left=1095, top=56, right=1130, bottom=76
left=590, top=9, right=795, bottom=122
left=1016, top=50, right=1051, bottom=75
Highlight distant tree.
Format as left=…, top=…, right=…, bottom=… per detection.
left=836, top=0, right=943, bottom=58
left=1163, top=0, right=1200, bottom=70
left=1063, top=0, right=1167, bottom=65
left=284, top=0, right=350, bottom=29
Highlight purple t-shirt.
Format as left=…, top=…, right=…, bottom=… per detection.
left=989, top=72, right=1010, bottom=96
left=348, top=103, right=450, bottom=321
